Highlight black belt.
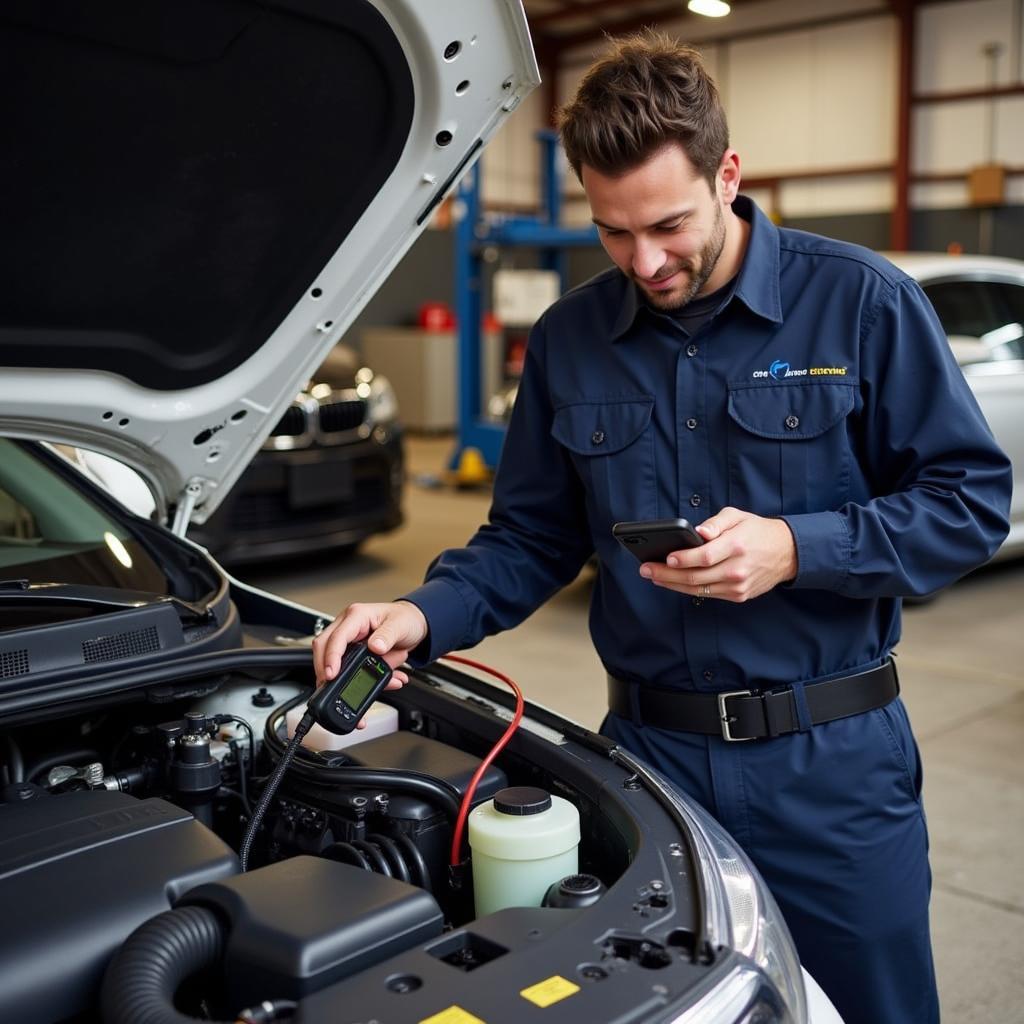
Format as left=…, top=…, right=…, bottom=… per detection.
left=607, top=659, right=899, bottom=742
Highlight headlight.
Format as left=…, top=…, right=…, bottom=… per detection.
left=626, top=757, right=808, bottom=1023
left=696, top=805, right=807, bottom=1023
left=359, top=372, right=399, bottom=425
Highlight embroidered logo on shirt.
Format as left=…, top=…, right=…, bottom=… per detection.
left=752, top=360, right=848, bottom=380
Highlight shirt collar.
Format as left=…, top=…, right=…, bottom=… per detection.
left=731, top=195, right=783, bottom=325
left=610, top=194, right=783, bottom=342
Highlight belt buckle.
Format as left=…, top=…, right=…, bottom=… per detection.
left=717, top=689, right=755, bottom=742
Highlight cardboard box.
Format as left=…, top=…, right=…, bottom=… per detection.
left=967, top=163, right=1006, bottom=207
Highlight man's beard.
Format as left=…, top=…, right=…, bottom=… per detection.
left=639, top=202, right=727, bottom=312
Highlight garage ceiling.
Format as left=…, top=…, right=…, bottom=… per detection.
left=522, top=0, right=696, bottom=43
left=521, top=0, right=893, bottom=55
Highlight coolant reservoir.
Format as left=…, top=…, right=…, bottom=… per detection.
left=468, top=786, right=580, bottom=916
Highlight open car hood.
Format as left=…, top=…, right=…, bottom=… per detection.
left=0, top=0, right=537, bottom=526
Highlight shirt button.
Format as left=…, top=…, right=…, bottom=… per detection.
left=703, top=669, right=715, bottom=681
left=686, top=417, right=698, bottom=430
left=591, top=430, right=605, bottom=445
left=785, top=415, right=799, bottom=430
left=689, top=494, right=702, bottom=508
left=686, top=343, right=699, bottom=358
left=692, top=597, right=704, bottom=607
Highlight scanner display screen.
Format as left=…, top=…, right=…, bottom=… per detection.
left=339, top=663, right=383, bottom=712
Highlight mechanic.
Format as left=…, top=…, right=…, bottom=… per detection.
left=313, top=31, right=1012, bottom=1024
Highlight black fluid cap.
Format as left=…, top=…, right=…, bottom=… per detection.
left=543, top=873, right=606, bottom=909
left=252, top=687, right=275, bottom=708
left=493, top=786, right=551, bottom=815
left=559, top=874, right=602, bottom=894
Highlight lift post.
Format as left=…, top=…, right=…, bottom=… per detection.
left=449, top=131, right=599, bottom=477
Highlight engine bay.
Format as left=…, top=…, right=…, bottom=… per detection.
left=0, top=657, right=711, bottom=1024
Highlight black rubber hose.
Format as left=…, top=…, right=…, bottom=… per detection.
left=262, top=697, right=463, bottom=824
left=351, top=838, right=392, bottom=877
left=322, top=842, right=373, bottom=871
left=367, top=833, right=412, bottom=884
left=393, top=833, right=432, bottom=891
left=100, top=905, right=228, bottom=1024
left=289, top=762, right=462, bottom=823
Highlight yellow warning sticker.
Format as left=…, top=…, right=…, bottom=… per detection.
left=418, top=1007, right=487, bottom=1024
left=520, top=975, right=581, bottom=1008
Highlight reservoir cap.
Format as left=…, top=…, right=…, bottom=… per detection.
left=542, top=873, right=606, bottom=909
left=493, top=786, right=552, bottom=816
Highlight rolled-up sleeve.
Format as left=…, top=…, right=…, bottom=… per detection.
left=784, top=277, right=1012, bottom=597
left=401, top=316, right=594, bottom=664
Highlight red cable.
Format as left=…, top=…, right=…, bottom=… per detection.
left=441, top=654, right=525, bottom=867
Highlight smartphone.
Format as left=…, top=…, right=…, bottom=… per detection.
left=612, top=518, right=704, bottom=562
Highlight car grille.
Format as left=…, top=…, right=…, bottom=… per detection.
left=319, top=397, right=366, bottom=434
left=271, top=405, right=308, bottom=438
left=267, top=392, right=368, bottom=447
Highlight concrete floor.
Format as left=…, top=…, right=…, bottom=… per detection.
left=245, top=435, right=1024, bottom=1022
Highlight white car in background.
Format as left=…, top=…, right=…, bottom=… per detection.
left=885, top=252, right=1024, bottom=559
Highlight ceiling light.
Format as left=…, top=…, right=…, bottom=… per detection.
left=688, top=0, right=731, bottom=16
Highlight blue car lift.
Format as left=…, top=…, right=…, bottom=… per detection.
left=450, top=131, right=599, bottom=476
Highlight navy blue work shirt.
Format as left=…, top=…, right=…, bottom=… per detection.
left=403, top=196, right=1012, bottom=692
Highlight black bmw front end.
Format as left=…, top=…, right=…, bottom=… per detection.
left=194, top=364, right=404, bottom=566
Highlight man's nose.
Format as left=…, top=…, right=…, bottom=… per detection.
left=632, top=238, right=666, bottom=280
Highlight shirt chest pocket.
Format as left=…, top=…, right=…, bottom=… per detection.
left=726, top=383, right=856, bottom=516
left=551, top=397, right=657, bottom=523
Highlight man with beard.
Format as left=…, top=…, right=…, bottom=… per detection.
left=314, top=32, right=1011, bottom=1024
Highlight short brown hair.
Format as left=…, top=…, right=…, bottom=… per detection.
left=557, top=31, right=729, bottom=189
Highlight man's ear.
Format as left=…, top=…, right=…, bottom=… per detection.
left=718, top=149, right=741, bottom=204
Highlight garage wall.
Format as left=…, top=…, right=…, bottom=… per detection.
left=914, top=0, right=1024, bottom=210
left=485, top=0, right=1024, bottom=255
left=345, top=0, right=1024, bottom=346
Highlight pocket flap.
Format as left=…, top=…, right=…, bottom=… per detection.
left=727, top=383, right=854, bottom=440
left=551, top=398, right=654, bottom=455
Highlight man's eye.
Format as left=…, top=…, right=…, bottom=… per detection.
left=657, top=222, right=682, bottom=232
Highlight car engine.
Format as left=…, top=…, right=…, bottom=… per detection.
left=0, top=673, right=627, bottom=1024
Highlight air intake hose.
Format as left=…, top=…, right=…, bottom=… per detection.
left=100, top=905, right=227, bottom=1024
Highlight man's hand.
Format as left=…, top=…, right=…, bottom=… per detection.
left=311, top=600, right=428, bottom=689
left=638, top=507, right=798, bottom=603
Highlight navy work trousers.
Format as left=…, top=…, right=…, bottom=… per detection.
left=601, top=696, right=939, bottom=1024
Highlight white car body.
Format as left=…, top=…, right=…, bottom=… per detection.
left=884, top=252, right=1024, bottom=559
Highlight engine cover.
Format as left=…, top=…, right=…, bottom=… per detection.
left=0, top=787, right=239, bottom=1023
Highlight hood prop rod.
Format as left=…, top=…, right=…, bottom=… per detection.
left=170, top=480, right=203, bottom=537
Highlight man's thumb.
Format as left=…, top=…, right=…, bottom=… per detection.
left=697, top=506, right=745, bottom=539
left=368, top=631, right=392, bottom=654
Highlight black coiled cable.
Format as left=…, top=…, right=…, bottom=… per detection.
left=239, top=716, right=312, bottom=871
